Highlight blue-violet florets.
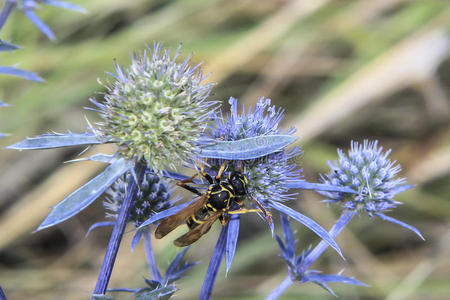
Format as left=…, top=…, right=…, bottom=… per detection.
left=104, top=171, right=176, bottom=227
left=205, top=97, right=302, bottom=204
left=320, top=140, right=405, bottom=215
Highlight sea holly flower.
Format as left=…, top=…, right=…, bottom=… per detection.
left=7, top=43, right=217, bottom=231
left=134, top=97, right=346, bottom=299
left=206, top=97, right=302, bottom=204
left=318, top=140, right=424, bottom=238
left=91, top=43, right=216, bottom=172
left=272, top=141, right=424, bottom=298
left=5, top=43, right=220, bottom=298
left=103, top=170, right=177, bottom=228
left=0, top=0, right=86, bottom=40
left=5, top=42, right=292, bottom=298
left=190, top=97, right=352, bottom=299
left=266, top=215, right=367, bottom=299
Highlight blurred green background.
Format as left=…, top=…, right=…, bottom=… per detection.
left=0, top=0, right=449, bottom=299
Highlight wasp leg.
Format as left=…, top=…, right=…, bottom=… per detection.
left=177, top=174, right=202, bottom=196
left=179, top=173, right=198, bottom=184
left=235, top=198, right=244, bottom=207
left=200, top=158, right=214, bottom=184
left=237, top=161, right=243, bottom=173
left=219, top=214, right=230, bottom=226
left=228, top=208, right=262, bottom=215
left=252, top=198, right=272, bottom=224
left=215, top=160, right=229, bottom=180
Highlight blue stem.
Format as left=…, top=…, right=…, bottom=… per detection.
left=199, top=225, right=228, bottom=300
left=92, top=163, right=145, bottom=298
left=0, top=285, right=6, bottom=300
left=143, top=228, right=162, bottom=282
left=0, top=1, right=15, bottom=30
left=300, top=210, right=356, bottom=272
left=265, top=276, right=293, bottom=300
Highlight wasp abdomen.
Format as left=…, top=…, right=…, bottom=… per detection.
left=186, top=207, right=210, bottom=229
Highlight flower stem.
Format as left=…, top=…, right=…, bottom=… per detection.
left=0, top=1, right=15, bottom=30
left=92, top=163, right=145, bottom=298
left=0, top=285, right=6, bottom=300
left=143, top=228, right=162, bottom=282
left=300, top=210, right=356, bottom=271
left=265, top=276, right=293, bottom=300
left=199, top=225, right=228, bottom=300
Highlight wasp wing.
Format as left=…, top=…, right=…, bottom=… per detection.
left=155, top=193, right=209, bottom=239
left=173, top=211, right=222, bottom=247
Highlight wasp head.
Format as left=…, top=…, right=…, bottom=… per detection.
left=228, top=171, right=248, bottom=196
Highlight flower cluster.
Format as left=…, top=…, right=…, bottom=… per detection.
left=190, top=97, right=350, bottom=300
left=4, top=38, right=424, bottom=300
left=266, top=140, right=423, bottom=299
left=92, top=44, right=216, bottom=171
left=320, top=140, right=405, bottom=215
left=6, top=43, right=219, bottom=299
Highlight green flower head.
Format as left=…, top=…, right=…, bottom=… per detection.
left=92, top=43, right=216, bottom=171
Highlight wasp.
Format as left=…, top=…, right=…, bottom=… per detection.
left=155, top=160, right=271, bottom=247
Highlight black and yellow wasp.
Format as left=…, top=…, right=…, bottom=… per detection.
left=155, top=161, right=271, bottom=247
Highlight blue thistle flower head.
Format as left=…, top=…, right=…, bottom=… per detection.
left=205, top=97, right=302, bottom=204
left=104, top=170, right=178, bottom=227
left=320, top=140, right=407, bottom=215
left=197, top=98, right=347, bottom=299
left=92, top=43, right=217, bottom=172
